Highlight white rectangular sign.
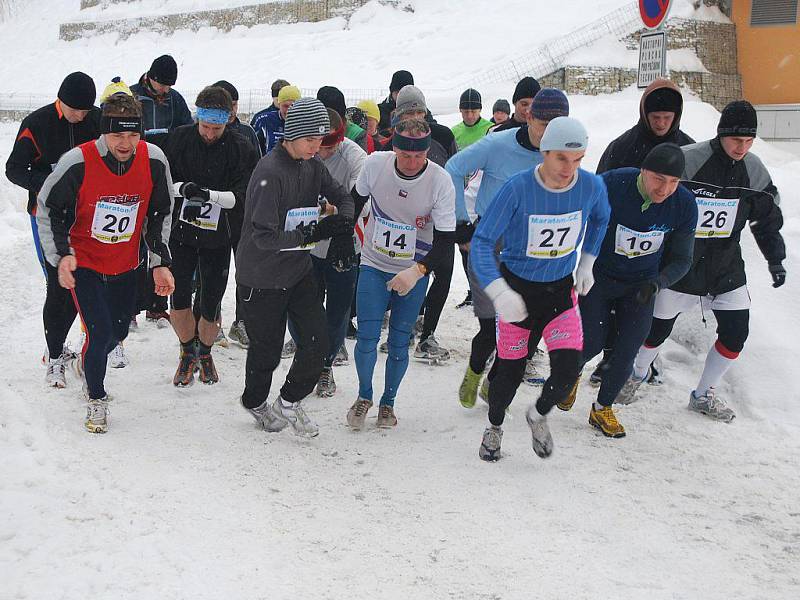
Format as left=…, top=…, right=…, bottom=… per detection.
left=638, top=30, right=667, bottom=89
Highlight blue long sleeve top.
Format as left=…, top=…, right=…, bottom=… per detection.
left=445, top=127, right=541, bottom=223
left=597, top=168, right=697, bottom=287
left=471, top=165, right=611, bottom=287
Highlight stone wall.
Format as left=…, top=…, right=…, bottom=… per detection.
left=63, top=0, right=378, bottom=40
left=541, top=65, right=741, bottom=111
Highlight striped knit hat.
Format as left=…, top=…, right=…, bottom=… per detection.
left=530, top=88, right=570, bottom=121
left=283, top=97, right=330, bottom=141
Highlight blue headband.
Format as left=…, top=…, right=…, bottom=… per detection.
left=196, top=107, right=230, bottom=124
left=392, top=132, right=431, bottom=152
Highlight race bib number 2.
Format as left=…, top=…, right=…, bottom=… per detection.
left=180, top=201, right=221, bottom=231
left=282, top=207, right=320, bottom=251
left=91, top=201, right=139, bottom=244
left=695, top=197, right=739, bottom=238
left=614, top=224, right=665, bottom=259
left=527, top=210, right=582, bottom=259
left=372, top=215, right=416, bottom=261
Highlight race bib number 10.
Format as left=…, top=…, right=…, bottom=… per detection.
left=614, top=224, right=665, bottom=259
left=91, top=201, right=139, bottom=244
left=282, top=207, right=320, bottom=251
left=372, top=215, right=416, bottom=261
left=527, top=210, right=582, bottom=259
left=695, top=197, right=739, bottom=238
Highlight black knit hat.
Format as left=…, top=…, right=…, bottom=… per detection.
left=459, top=88, right=482, bottom=110
left=641, top=143, right=685, bottom=178
left=389, top=70, right=414, bottom=93
left=644, top=88, right=682, bottom=114
left=513, top=76, right=541, bottom=104
left=212, top=80, right=238, bottom=102
left=717, top=100, right=758, bottom=138
left=317, top=85, right=347, bottom=120
left=57, top=72, right=96, bottom=110
left=148, top=55, right=178, bottom=86
left=492, top=98, right=510, bottom=115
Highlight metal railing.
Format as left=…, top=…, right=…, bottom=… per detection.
left=470, top=1, right=642, bottom=86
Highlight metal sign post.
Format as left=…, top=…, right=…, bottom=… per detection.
left=637, top=0, right=672, bottom=88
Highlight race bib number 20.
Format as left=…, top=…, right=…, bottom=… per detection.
left=91, top=201, right=139, bottom=244
left=527, top=210, right=582, bottom=259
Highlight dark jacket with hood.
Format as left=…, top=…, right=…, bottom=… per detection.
left=130, top=73, right=193, bottom=142
left=596, top=79, right=695, bottom=174
left=671, top=138, right=784, bottom=296
left=165, top=124, right=257, bottom=249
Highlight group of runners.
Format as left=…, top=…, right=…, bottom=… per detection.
left=6, top=58, right=785, bottom=461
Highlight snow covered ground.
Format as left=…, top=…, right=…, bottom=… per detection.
left=2, top=1, right=800, bottom=597
left=2, top=89, right=800, bottom=598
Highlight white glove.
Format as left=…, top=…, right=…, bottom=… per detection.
left=574, top=253, right=597, bottom=296
left=485, top=278, right=528, bottom=323
left=387, top=264, right=424, bottom=296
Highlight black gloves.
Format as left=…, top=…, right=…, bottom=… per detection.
left=298, top=214, right=354, bottom=245
left=769, top=263, right=786, bottom=288
left=453, top=221, right=475, bottom=245
left=182, top=198, right=205, bottom=221
left=327, top=232, right=358, bottom=272
left=179, top=182, right=210, bottom=203
left=635, top=280, right=659, bottom=305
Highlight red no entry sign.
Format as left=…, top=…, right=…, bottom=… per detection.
left=639, top=0, right=673, bottom=29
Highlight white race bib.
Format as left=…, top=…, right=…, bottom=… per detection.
left=614, top=224, right=665, bottom=259
left=179, top=200, right=221, bottom=231
left=371, top=215, right=417, bottom=261
left=527, top=210, right=582, bottom=259
left=91, top=201, right=139, bottom=244
left=282, top=207, right=320, bottom=251
left=695, top=197, right=739, bottom=238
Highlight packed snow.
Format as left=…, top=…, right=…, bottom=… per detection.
left=1, top=1, right=799, bottom=599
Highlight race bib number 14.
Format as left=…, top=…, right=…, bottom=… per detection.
left=527, top=210, right=582, bottom=259
left=372, top=215, right=416, bottom=261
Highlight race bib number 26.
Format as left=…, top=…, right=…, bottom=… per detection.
left=527, top=210, right=582, bottom=259
left=91, top=201, right=139, bottom=244
left=695, top=197, right=739, bottom=238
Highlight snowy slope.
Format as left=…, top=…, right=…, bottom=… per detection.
left=2, top=88, right=800, bottom=599
left=2, top=1, right=800, bottom=598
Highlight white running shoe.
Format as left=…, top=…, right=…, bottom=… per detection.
left=45, top=357, right=67, bottom=388
left=688, top=388, right=735, bottom=423
left=272, top=397, right=318, bottom=437
left=242, top=397, right=288, bottom=432
left=85, top=397, right=109, bottom=433
left=108, top=342, right=129, bottom=368
left=525, top=407, right=554, bottom=458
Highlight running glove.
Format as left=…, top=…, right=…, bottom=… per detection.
left=387, top=265, right=424, bottom=296
left=485, top=278, right=528, bottom=323
left=181, top=198, right=205, bottom=221
left=574, top=254, right=597, bottom=296
left=179, top=182, right=210, bottom=202
left=635, top=280, right=659, bottom=305
left=769, top=263, right=786, bottom=288
left=298, top=214, right=354, bottom=245
left=327, top=233, right=358, bottom=272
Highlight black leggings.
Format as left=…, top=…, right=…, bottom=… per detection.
left=170, top=241, right=231, bottom=323
left=43, top=262, right=78, bottom=359
left=646, top=309, right=749, bottom=353
left=419, top=243, right=455, bottom=339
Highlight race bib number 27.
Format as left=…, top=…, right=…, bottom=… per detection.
left=91, top=201, right=139, bottom=244
left=527, top=210, right=582, bottom=259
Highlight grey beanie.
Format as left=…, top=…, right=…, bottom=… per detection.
left=539, top=116, right=588, bottom=152
left=283, top=97, right=330, bottom=141
left=492, top=98, right=511, bottom=115
left=394, top=85, right=427, bottom=117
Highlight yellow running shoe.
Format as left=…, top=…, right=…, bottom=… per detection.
left=557, top=375, right=580, bottom=411
left=589, top=404, right=626, bottom=438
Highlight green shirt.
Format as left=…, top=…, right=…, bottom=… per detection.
left=451, top=118, right=493, bottom=151
left=345, top=121, right=364, bottom=143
